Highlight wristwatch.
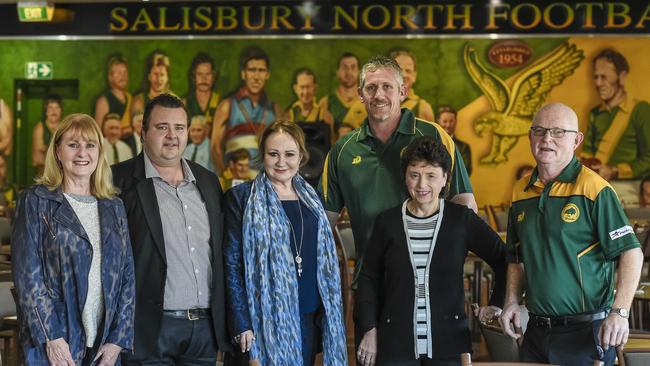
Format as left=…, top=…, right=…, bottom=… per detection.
left=611, top=308, right=630, bottom=319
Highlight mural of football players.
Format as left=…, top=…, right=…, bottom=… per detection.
left=32, top=94, right=62, bottom=176
left=286, top=68, right=332, bottom=126
left=582, top=48, right=650, bottom=203
left=131, top=51, right=172, bottom=117
left=184, top=52, right=220, bottom=127
left=0, top=99, right=12, bottom=157
left=318, top=52, right=367, bottom=135
left=438, top=105, right=472, bottom=175
left=583, top=48, right=650, bottom=180
left=211, top=46, right=281, bottom=173
left=390, top=49, right=435, bottom=122
left=95, top=54, right=132, bottom=137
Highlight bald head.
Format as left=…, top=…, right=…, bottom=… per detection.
left=532, top=102, right=579, bottom=131
left=529, top=102, right=584, bottom=178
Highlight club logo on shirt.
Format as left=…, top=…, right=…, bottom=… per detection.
left=352, top=155, right=362, bottom=165
left=561, top=203, right=580, bottom=223
left=517, top=211, right=525, bottom=222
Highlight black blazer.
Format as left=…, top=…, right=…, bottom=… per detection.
left=356, top=201, right=506, bottom=362
left=112, top=153, right=232, bottom=359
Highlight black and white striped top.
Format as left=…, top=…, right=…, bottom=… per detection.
left=405, top=209, right=439, bottom=356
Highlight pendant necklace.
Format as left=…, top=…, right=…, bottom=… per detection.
left=288, top=200, right=305, bottom=277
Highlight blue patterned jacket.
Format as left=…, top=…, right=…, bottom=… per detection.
left=12, top=185, right=135, bottom=365
left=223, top=182, right=253, bottom=336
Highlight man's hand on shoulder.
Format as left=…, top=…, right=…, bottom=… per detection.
left=449, top=193, right=477, bottom=213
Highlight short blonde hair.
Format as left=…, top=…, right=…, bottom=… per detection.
left=37, top=113, right=119, bottom=199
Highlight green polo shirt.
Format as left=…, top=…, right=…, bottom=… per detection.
left=507, top=156, right=639, bottom=317
left=319, top=109, right=472, bottom=261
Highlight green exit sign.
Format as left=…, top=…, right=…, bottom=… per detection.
left=17, top=3, right=53, bottom=22
left=25, top=62, right=53, bottom=80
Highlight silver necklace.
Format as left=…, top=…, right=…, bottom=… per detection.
left=288, top=200, right=304, bottom=277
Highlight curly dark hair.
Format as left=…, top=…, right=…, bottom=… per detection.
left=401, top=136, right=452, bottom=197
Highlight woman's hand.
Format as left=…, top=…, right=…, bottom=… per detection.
left=236, top=330, right=255, bottom=353
left=357, top=328, right=377, bottom=366
left=46, top=338, right=75, bottom=366
left=94, top=343, right=122, bottom=366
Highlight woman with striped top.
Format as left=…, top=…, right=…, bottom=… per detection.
left=356, top=136, right=507, bottom=366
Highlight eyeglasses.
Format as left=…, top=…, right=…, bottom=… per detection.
left=530, top=126, right=578, bottom=138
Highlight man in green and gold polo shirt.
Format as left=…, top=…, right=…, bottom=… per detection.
left=500, top=103, right=643, bottom=366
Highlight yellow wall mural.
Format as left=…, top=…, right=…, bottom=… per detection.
left=459, top=37, right=650, bottom=207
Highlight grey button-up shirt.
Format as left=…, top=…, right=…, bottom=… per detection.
left=144, top=152, right=212, bottom=310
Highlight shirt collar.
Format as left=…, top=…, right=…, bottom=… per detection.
left=291, top=99, right=318, bottom=111
left=357, top=108, right=416, bottom=142
left=143, top=150, right=196, bottom=183
left=525, top=155, right=581, bottom=191
left=598, top=93, right=632, bottom=113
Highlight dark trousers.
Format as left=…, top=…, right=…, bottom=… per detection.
left=226, top=308, right=323, bottom=366
left=124, top=313, right=217, bottom=366
left=521, top=318, right=616, bottom=366
left=300, top=308, right=323, bottom=366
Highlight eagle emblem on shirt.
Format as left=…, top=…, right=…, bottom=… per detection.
left=464, top=41, right=584, bottom=164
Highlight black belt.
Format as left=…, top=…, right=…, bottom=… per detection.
left=529, top=310, right=607, bottom=328
left=163, top=308, right=211, bottom=320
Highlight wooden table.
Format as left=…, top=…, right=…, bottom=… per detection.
left=624, top=337, right=650, bottom=352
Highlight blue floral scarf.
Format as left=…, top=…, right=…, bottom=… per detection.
left=242, top=172, right=348, bottom=365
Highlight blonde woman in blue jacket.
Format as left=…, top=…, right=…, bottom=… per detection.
left=12, top=114, right=135, bottom=365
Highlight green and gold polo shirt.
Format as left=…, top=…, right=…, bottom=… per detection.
left=319, top=108, right=472, bottom=261
left=507, top=156, right=639, bottom=317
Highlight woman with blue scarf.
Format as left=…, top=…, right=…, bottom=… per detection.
left=224, top=120, right=347, bottom=365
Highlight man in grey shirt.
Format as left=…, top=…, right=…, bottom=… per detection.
left=113, top=93, right=231, bottom=364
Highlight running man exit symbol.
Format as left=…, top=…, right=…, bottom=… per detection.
left=25, top=62, right=53, bottom=79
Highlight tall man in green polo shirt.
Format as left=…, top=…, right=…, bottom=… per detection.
left=320, top=55, right=476, bottom=265
left=319, top=56, right=476, bottom=354
left=500, top=103, right=643, bottom=366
